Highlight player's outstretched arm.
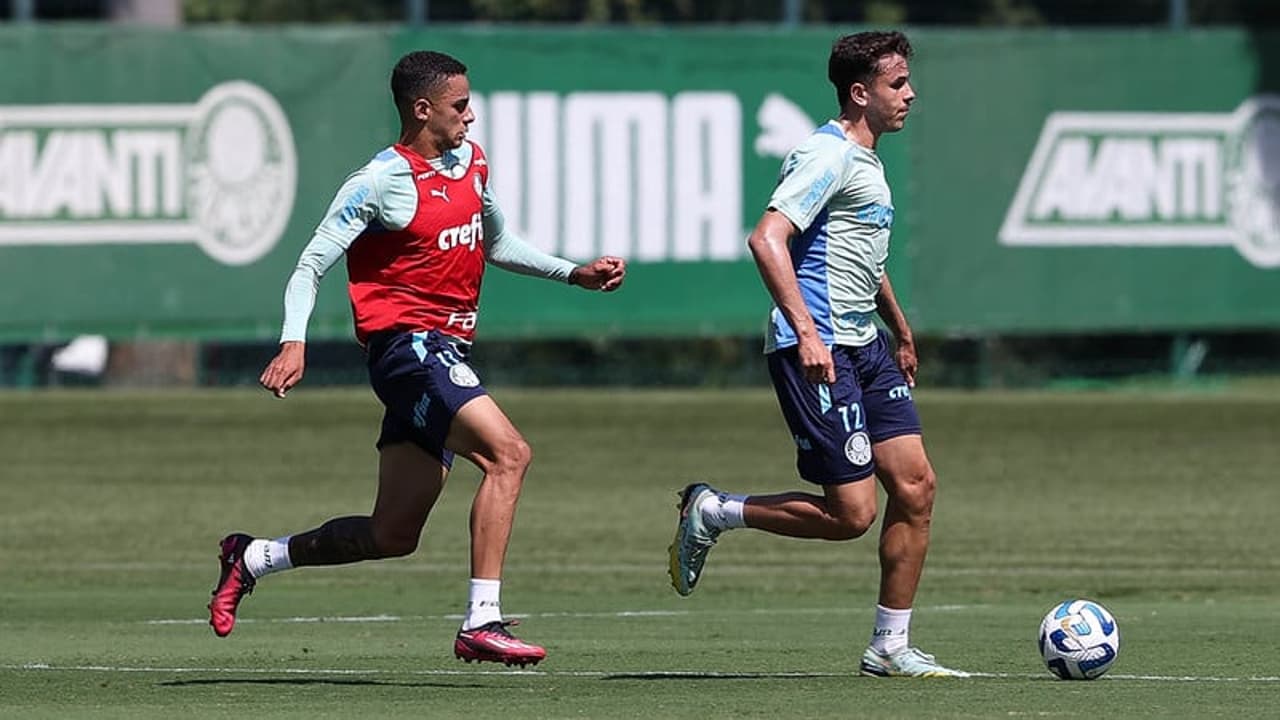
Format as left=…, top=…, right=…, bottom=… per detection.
left=260, top=341, right=306, bottom=399
left=480, top=188, right=625, bottom=290
left=568, top=257, right=626, bottom=292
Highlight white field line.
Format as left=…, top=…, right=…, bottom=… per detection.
left=46, top=561, right=1278, bottom=577
left=141, top=605, right=980, bottom=626
left=4, top=663, right=1278, bottom=683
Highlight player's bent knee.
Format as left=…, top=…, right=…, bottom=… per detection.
left=376, top=536, right=419, bottom=558
left=826, top=508, right=877, bottom=540
left=492, top=436, right=533, bottom=476
left=373, top=528, right=421, bottom=558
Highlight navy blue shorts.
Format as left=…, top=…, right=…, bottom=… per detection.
left=767, top=330, right=922, bottom=485
left=365, top=330, right=488, bottom=469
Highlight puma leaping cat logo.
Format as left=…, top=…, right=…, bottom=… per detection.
left=430, top=186, right=450, bottom=203
left=755, top=93, right=816, bottom=158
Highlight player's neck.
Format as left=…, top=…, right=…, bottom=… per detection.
left=398, top=127, right=449, bottom=161
left=401, top=139, right=449, bottom=161
left=836, top=115, right=878, bottom=150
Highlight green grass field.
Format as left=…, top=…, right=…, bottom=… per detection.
left=2, top=388, right=1279, bottom=719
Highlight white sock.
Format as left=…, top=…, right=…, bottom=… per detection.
left=701, top=493, right=748, bottom=530
left=870, top=604, right=912, bottom=654
left=462, top=578, right=502, bottom=631
left=243, top=537, right=293, bottom=578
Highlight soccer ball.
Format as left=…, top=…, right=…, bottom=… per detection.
left=1038, top=599, right=1120, bottom=680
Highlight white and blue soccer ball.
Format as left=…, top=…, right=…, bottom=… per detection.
left=1038, top=599, right=1120, bottom=680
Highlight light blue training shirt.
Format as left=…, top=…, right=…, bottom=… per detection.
left=763, top=121, right=896, bottom=352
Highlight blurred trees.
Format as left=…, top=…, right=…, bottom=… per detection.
left=184, top=0, right=405, bottom=22
left=179, top=0, right=1280, bottom=26
left=10, top=0, right=1280, bottom=24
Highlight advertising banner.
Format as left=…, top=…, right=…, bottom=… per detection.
left=1, top=28, right=1275, bottom=341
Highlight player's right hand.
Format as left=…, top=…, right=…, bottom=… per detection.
left=797, top=336, right=835, bottom=384
left=259, top=341, right=306, bottom=399
left=569, top=256, right=627, bottom=291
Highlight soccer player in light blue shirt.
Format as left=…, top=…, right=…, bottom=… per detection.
left=669, top=31, right=967, bottom=678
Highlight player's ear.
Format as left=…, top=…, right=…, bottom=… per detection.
left=413, top=97, right=431, bottom=122
left=849, top=82, right=869, bottom=108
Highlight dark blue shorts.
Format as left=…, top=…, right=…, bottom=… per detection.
left=767, top=330, right=922, bottom=485
left=365, top=330, right=488, bottom=469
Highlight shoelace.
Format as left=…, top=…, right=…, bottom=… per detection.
left=682, top=525, right=717, bottom=559
left=235, top=568, right=257, bottom=599
left=685, top=539, right=714, bottom=564
left=904, top=648, right=936, bottom=663
left=680, top=497, right=719, bottom=545
left=215, top=556, right=255, bottom=600
left=468, top=619, right=521, bottom=637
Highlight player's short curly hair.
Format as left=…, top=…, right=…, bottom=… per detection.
left=391, top=50, right=468, bottom=116
left=828, top=31, right=913, bottom=108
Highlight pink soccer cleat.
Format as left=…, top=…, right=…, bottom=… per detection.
left=208, top=533, right=256, bottom=637
left=454, top=620, right=547, bottom=667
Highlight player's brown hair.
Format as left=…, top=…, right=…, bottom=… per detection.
left=828, top=31, right=913, bottom=109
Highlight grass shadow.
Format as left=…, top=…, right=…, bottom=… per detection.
left=603, top=671, right=847, bottom=681
left=159, top=677, right=488, bottom=689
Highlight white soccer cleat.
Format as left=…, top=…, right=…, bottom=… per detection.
left=667, top=483, right=722, bottom=596
left=859, top=647, right=970, bottom=678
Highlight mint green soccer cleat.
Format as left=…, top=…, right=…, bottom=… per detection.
left=667, top=483, right=722, bottom=596
left=859, top=647, right=970, bottom=678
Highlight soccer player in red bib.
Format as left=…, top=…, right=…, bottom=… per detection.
left=208, top=51, right=626, bottom=667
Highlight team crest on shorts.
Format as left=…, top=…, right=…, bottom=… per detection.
left=449, top=363, right=481, bottom=388
left=844, top=432, right=872, bottom=466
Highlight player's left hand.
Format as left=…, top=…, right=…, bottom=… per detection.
left=895, top=338, right=918, bottom=388
left=260, top=341, right=306, bottom=399
left=570, top=256, right=626, bottom=291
